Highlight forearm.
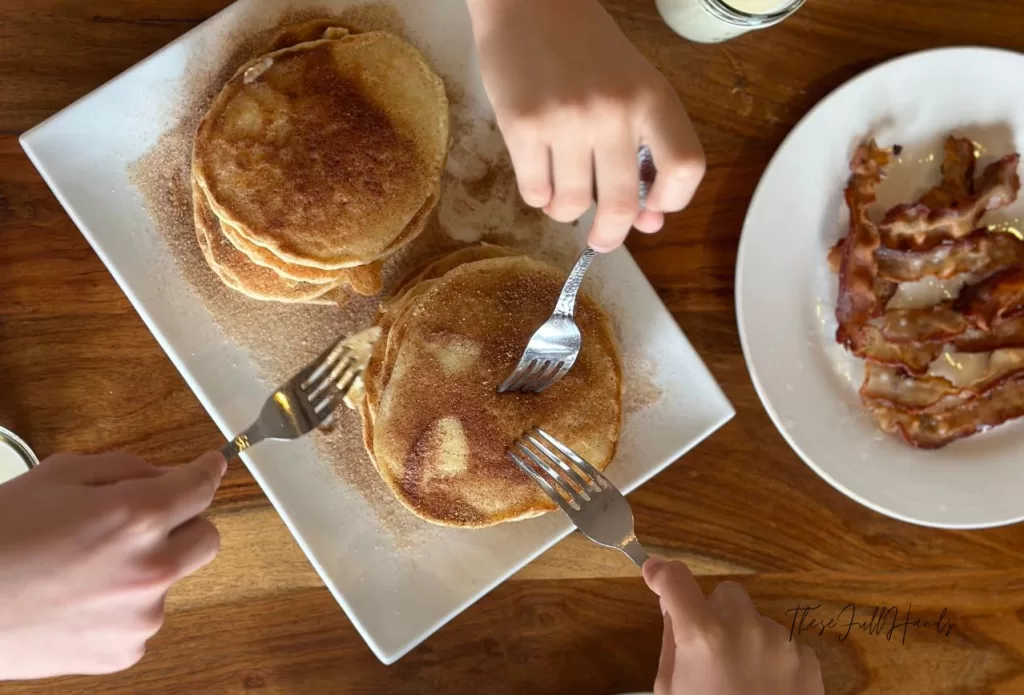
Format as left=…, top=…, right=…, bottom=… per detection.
left=464, top=0, right=506, bottom=38
left=466, top=0, right=596, bottom=40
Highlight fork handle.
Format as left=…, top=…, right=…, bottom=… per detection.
left=551, top=148, right=652, bottom=318
left=219, top=424, right=264, bottom=462
left=219, top=438, right=246, bottom=462
left=620, top=536, right=650, bottom=568
left=554, top=247, right=597, bottom=316
left=638, top=144, right=654, bottom=210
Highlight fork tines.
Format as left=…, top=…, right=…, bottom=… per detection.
left=507, top=427, right=610, bottom=512
left=299, top=337, right=360, bottom=415
left=499, top=358, right=568, bottom=394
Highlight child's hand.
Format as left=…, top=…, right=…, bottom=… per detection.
left=467, top=0, right=705, bottom=252
left=643, top=558, right=824, bottom=695
left=0, top=452, right=225, bottom=679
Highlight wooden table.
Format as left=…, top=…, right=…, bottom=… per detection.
left=2, top=1, right=1023, bottom=692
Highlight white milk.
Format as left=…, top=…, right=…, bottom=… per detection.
left=0, top=441, right=30, bottom=485
left=725, top=0, right=793, bottom=12
left=656, top=0, right=802, bottom=43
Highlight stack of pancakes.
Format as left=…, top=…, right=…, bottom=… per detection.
left=358, top=245, right=624, bottom=528
left=191, top=21, right=449, bottom=302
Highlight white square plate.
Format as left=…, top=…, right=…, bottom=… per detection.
left=21, top=0, right=733, bottom=663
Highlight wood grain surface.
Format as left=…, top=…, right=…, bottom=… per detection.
left=1, top=0, right=1023, bottom=693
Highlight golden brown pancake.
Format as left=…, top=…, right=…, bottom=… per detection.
left=192, top=178, right=342, bottom=303
left=335, top=181, right=441, bottom=296
left=365, top=244, right=521, bottom=416
left=192, top=33, right=449, bottom=270
left=361, top=253, right=622, bottom=528
left=253, top=17, right=387, bottom=299
left=216, top=216, right=386, bottom=296
left=217, top=218, right=338, bottom=284
left=384, top=242, right=520, bottom=313
left=214, top=180, right=440, bottom=296
left=265, top=19, right=351, bottom=53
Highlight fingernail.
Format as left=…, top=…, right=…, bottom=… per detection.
left=645, top=555, right=666, bottom=570
left=643, top=555, right=667, bottom=580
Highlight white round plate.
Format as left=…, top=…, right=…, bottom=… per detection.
left=736, top=47, right=1024, bottom=529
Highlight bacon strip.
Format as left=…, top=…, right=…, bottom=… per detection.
left=879, top=303, right=968, bottom=343
left=916, top=136, right=976, bottom=209
left=846, top=324, right=942, bottom=374
left=871, top=374, right=1024, bottom=449
left=861, top=350, right=1024, bottom=412
left=860, top=365, right=971, bottom=412
left=860, top=285, right=1024, bottom=365
left=835, top=141, right=892, bottom=347
left=875, top=277, right=899, bottom=311
left=855, top=306, right=1024, bottom=373
left=826, top=239, right=844, bottom=274
left=831, top=229, right=1024, bottom=282
left=880, top=154, right=1020, bottom=250
left=955, top=267, right=1024, bottom=330
left=955, top=316, right=1024, bottom=352
left=875, top=229, right=1024, bottom=281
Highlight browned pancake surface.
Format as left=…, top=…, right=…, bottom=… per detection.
left=193, top=33, right=448, bottom=270
left=364, top=254, right=622, bottom=527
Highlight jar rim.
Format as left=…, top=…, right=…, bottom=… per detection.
left=699, top=0, right=806, bottom=27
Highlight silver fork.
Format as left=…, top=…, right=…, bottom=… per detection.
left=498, top=146, right=655, bottom=394
left=507, top=427, right=649, bottom=567
left=218, top=327, right=379, bottom=461
left=497, top=246, right=596, bottom=393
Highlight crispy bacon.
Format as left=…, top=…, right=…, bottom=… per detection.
left=832, top=142, right=955, bottom=373
left=875, top=277, right=899, bottom=310
left=861, top=365, right=966, bottom=412
left=861, top=350, right=1024, bottom=412
left=871, top=374, right=1024, bottom=449
left=835, top=141, right=892, bottom=346
left=879, top=303, right=968, bottom=343
left=831, top=230, right=1024, bottom=282
left=830, top=136, right=1024, bottom=447
left=917, top=136, right=976, bottom=209
left=855, top=305, right=1024, bottom=373
left=827, top=239, right=844, bottom=273
left=955, top=316, right=1024, bottom=352
left=876, top=229, right=1024, bottom=281
left=845, top=324, right=942, bottom=374
left=853, top=286, right=1024, bottom=370
left=955, top=267, right=1024, bottom=330
left=880, top=154, right=1020, bottom=251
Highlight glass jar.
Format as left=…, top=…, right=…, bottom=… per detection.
left=0, top=426, right=37, bottom=485
left=655, top=0, right=806, bottom=44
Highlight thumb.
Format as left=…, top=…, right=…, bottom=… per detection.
left=643, top=557, right=710, bottom=640
left=655, top=607, right=677, bottom=688
left=641, top=94, right=705, bottom=214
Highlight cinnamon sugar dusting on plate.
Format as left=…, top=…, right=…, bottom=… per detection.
left=623, top=358, right=663, bottom=414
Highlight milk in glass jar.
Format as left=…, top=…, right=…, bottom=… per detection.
left=0, top=426, right=37, bottom=485
left=656, top=0, right=806, bottom=43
